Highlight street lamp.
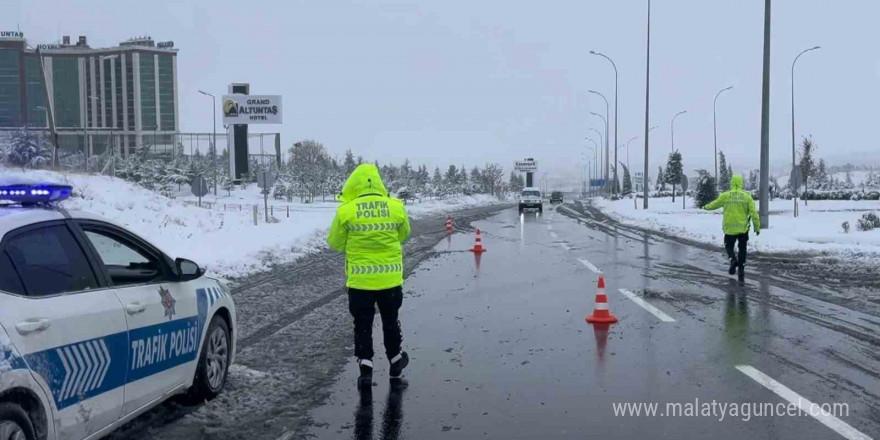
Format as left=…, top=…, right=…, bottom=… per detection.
left=590, top=112, right=607, bottom=178
left=713, top=86, right=733, bottom=185
left=585, top=139, right=599, bottom=197
left=588, top=89, right=610, bottom=191
left=198, top=90, right=218, bottom=195
left=625, top=136, right=638, bottom=171
left=590, top=51, right=619, bottom=195
left=791, top=45, right=820, bottom=212
left=671, top=110, right=687, bottom=152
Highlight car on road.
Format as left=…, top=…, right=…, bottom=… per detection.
left=519, top=187, right=543, bottom=214
left=0, top=180, right=235, bottom=440
left=549, top=191, right=563, bottom=204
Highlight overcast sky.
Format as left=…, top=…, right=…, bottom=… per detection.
left=8, top=0, right=880, bottom=184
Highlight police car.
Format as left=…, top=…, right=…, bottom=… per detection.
left=0, top=180, right=235, bottom=440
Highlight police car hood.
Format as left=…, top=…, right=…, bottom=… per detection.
left=338, top=164, right=388, bottom=203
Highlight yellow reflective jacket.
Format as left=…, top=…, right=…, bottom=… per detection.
left=704, top=174, right=761, bottom=235
left=327, top=164, right=411, bottom=290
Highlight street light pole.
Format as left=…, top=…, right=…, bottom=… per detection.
left=758, top=0, right=772, bottom=228
left=198, top=90, right=218, bottom=195
left=713, top=86, right=733, bottom=185
left=589, top=52, right=618, bottom=195
left=625, top=136, right=638, bottom=171
left=671, top=110, right=687, bottom=153
left=643, top=0, right=652, bottom=208
left=588, top=89, right=610, bottom=194
left=791, top=45, right=820, bottom=213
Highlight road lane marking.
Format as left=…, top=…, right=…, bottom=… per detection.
left=617, top=289, right=676, bottom=322
left=550, top=232, right=558, bottom=239
left=548, top=224, right=553, bottom=231
left=578, top=258, right=602, bottom=274
left=560, top=243, right=571, bottom=251
left=735, top=365, right=872, bottom=440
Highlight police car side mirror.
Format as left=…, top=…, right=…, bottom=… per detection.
left=176, top=258, right=204, bottom=281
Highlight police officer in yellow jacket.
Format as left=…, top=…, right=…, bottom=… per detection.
left=327, top=164, right=411, bottom=389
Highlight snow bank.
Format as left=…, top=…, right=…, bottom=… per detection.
left=594, top=196, right=880, bottom=258
left=1, top=168, right=501, bottom=279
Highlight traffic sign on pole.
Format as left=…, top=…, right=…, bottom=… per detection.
left=191, top=175, right=209, bottom=207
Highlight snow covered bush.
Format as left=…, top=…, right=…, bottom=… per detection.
left=857, top=213, right=880, bottom=232
left=2, top=128, right=52, bottom=170
left=842, top=221, right=850, bottom=234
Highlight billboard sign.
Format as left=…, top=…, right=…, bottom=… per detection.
left=514, top=159, right=538, bottom=172
left=222, top=95, right=282, bottom=124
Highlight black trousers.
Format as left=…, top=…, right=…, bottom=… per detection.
left=348, top=286, right=403, bottom=361
left=724, top=233, right=749, bottom=265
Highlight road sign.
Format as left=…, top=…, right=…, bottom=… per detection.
left=790, top=165, right=803, bottom=192
left=191, top=175, right=209, bottom=197
left=590, top=179, right=606, bottom=188
left=680, top=174, right=689, bottom=193
left=515, top=158, right=538, bottom=172
left=257, top=170, right=275, bottom=190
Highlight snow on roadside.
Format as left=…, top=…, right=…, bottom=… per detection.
left=1, top=168, right=501, bottom=279
left=593, top=196, right=880, bottom=259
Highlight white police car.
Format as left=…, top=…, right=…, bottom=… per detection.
left=0, top=180, right=235, bottom=440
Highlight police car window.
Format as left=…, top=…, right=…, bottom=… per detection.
left=82, top=229, right=163, bottom=286
left=0, top=251, right=26, bottom=296
left=522, top=191, right=541, bottom=197
left=5, top=225, right=99, bottom=297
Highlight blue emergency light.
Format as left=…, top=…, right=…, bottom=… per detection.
left=0, top=182, right=72, bottom=204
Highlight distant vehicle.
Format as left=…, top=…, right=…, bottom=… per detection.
left=519, top=187, right=543, bottom=214
left=0, top=180, right=235, bottom=440
left=550, top=191, right=564, bottom=204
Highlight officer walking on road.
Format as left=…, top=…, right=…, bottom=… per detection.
left=703, top=174, right=761, bottom=280
left=328, top=164, right=412, bottom=389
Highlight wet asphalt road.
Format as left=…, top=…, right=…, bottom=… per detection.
left=303, top=202, right=879, bottom=440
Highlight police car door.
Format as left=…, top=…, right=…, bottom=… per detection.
left=76, top=221, right=201, bottom=417
left=0, top=221, right=128, bottom=440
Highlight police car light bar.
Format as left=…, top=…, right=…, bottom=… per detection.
left=0, top=183, right=72, bottom=204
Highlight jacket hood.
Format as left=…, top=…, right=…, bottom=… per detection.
left=338, top=164, right=388, bottom=202
left=731, top=174, right=744, bottom=191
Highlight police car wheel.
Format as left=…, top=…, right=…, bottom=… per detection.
left=191, top=317, right=230, bottom=400
left=0, top=403, right=35, bottom=440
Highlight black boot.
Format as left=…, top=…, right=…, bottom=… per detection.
left=389, top=352, right=409, bottom=379
left=358, top=359, right=373, bottom=390
left=728, top=258, right=738, bottom=275
left=737, top=263, right=745, bottom=282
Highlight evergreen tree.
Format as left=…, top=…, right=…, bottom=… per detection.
left=799, top=136, right=817, bottom=202
left=816, top=159, right=828, bottom=189
left=665, top=151, right=684, bottom=202
left=444, top=165, right=459, bottom=194
left=718, top=151, right=731, bottom=191
left=747, top=169, right=759, bottom=191
left=432, top=167, right=443, bottom=196
left=620, top=162, right=632, bottom=196
left=343, top=149, right=357, bottom=175
left=694, top=171, right=718, bottom=208
left=656, top=166, right=666, bottom=191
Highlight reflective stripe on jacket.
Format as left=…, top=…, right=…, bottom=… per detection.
left=327, top=164, right=411, bottom=290
left=704, top=174, right=761, bottom=235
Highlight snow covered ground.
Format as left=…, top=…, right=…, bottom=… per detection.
left=1, top=168, right=502, bottom=279
left=594, top=196, right=880, bottom=259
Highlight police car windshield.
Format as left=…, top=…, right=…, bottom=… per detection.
left=522, top=191, right=540, bottom=197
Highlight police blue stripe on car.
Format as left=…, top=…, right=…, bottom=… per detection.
left=21, top=288, right=212, bottom=410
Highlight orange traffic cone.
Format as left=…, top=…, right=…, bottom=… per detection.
left=470, top=228, right=487, bottom=253
left=446, top=216, right=454, bottom=232
left=586, top=275, right=618, bottom=324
